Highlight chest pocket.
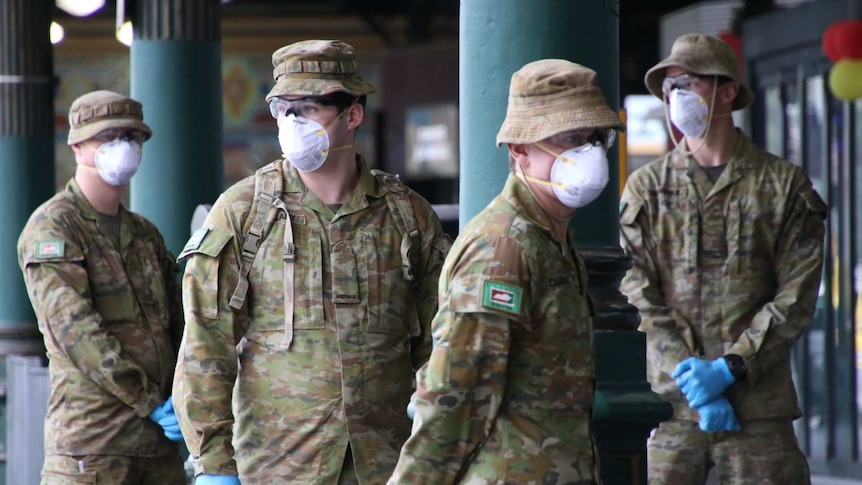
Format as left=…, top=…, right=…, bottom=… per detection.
left=726, top=197, right=773, bottom=278
left=362, top=228, right=411, bottom=335
left=291, top=221, right=324, bottom=330
left=126, top=237, right=170, bottom=329
left=84, top=238, right=140, bottom=324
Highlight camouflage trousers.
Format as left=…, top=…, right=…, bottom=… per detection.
left=647, top=418, right=810, bottom=485
left=42, top=453, right=186, bottom=485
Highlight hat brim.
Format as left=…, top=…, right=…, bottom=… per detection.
left=645, top=58, right=754, bottom=111
left=67, top=118, right=152, bottom=145
left=266, top=76, right=375, bottom=101
left=496, top=105, right=625, bottom=147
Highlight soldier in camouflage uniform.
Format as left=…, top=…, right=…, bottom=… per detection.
left=620, top=34, right=826, bottom=484
left=389, top=60, right=625, bottom=485
left=172, top=40, right=451, bottom=485
left=17, top=90, right=186, bottom=485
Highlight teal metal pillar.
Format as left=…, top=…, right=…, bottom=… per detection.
left=130, top=0, right=223, bottom=255
left=460, top=1, right=671, bottom=484
left=0, top=0, right=55, bottom=479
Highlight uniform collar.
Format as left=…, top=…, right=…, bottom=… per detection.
left=66, top=178, right=133, bottom=223
left=501, top=173, right=557, bottom=235
left=66, top=178, right=139, bottom=249
left=282, top=154, right=379, bottom=216
left=669, top=129, right=756, bottom=172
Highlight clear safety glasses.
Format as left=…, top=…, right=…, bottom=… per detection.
left=91, top=128, right=147, bottom=144
left=661, top=73, right=712, bottom=95
left=268, top=96, right=342, bottom=119
left=548, top=128, right=617, bottom=152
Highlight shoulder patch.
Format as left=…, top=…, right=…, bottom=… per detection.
left=183, top=227, right=210, bottom=252
left=35, top=240, right=64, bottom=259
left=482, top=280, right=523, bottom=315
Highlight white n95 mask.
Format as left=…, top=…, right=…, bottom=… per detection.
left=94, top=139, right=142, bottom=186
left=668, top=89, right=710, bottom=138
left=529, top=144, right=610, bottom=208
left=278, top=114, right=330, bottom=172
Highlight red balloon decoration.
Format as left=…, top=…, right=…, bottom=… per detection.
left=822, top=21, right=852, bottom=62
left=835, top=20, right=862, bottom=59
left=823, top=19, right=862, bottom=101
left=719, top=32, right=745, bottom=76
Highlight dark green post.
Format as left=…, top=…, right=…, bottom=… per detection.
left=460, top=1, right=672, bottom=483
left=129, top=0, right=224, bottom=255
left=0, top=0, right=55, bottom=480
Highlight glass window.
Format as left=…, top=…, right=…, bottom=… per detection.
left=805, top=77, right=827, bottom=194
left=785, top=78, right=802, bottom=166
left=855, top=99, right=862, bottom=450
left=802, top=75, right=829, bottom=460
left=765, top=86, right=784, bottom=156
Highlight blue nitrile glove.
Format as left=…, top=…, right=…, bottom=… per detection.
left=148, top=398, right=171, bottom=423
left=148, top=397, right=183, bottom=442
left=406, top=395, right=416, bottom=420
left=160, top=417, right=183, bottom=442
left=194, top=475, right=241, bottom=485
left=672, top=357, right=735, bottom=409
left=697, top=396, right=741, bottom=432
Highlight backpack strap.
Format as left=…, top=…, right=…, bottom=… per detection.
left=371, top=169, right=421, bottom=284
left=276, top=196, right=296, bottom=349
left=229, top=163, right=284, bottom=310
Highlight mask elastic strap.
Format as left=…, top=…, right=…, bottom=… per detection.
left=513, top=163, right=565, bottom=191
left=523, top=173, right=565, bottom=190
left=535, top=143, right=564, bottom=161
left=320, top=111, right=355, bottom=157
left=326, top=143, right=354, bottom=154
left=317, top=101, right=362, bottom=157
left=538, top=142, right=592, bottom=167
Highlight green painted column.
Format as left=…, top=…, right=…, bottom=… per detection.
left=460, top=1, right=671, bottom=484
left=0, top=0, right=55, bottom=480
left=130, top=0, right=223, bottom=256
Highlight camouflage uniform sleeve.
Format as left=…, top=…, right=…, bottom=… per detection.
left=173, top=194, right=248, bottom=477
left=619, top=180, right=695, bottom=376
left=159, top=237, right=184, bottom=362
left=411, top=197, right=452, bottom=370
left=725, top=177, right=827, bottom=384
left=390, top=235, right=526, bottom=484
left=17, top=226, right=162, bottom=418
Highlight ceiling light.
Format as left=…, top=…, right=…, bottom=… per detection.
left=116, top=21, right=133, bottom=47
left=55, top=0, right=105, bottom=17
left=50, top=22, right=64, bottom=45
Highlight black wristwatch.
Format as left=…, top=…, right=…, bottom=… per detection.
left=723, top=354, right=748, bottom=382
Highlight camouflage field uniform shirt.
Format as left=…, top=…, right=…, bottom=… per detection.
left=174, top=158, right=450, bottom=483
left=390, top=174, right=597, bottom=485
left=620, top=132, right=827, bottom=421
left=17, top=179, right=184, bottom=456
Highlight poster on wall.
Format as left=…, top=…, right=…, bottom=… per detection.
left=404, top=104, right=459, bottom=180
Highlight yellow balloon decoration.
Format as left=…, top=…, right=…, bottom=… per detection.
left=828, top=59, right=862, bottom=101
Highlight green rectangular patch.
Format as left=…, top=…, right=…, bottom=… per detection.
left=36, top=240, right=64, bottom=259
left=482, top=280, right=523, bottom=315
left=183, top=227, right=210, bottom=252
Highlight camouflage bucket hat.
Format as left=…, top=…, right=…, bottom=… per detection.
left=496, top=59, right=625, bottom=147
left=645, top=33, right=753, bottom=111
left=265, top=40, right=376, bottom=101
left=67, top=90, right=152, bottom=145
